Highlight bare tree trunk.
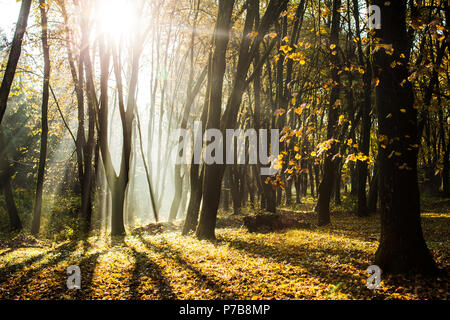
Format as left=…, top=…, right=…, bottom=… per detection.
left=316, top=0, right=341, bottom=226
left=31, top=0, right=51, bottom=236
left=0, top=0, right=32, bottom=125
left=195, top=0, right=236, bottom=240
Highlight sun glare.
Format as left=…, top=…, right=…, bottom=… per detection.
left=96, top=0, right=138, bottom=42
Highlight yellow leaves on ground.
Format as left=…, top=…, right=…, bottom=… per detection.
left=0, top=199, right=448, bottom=300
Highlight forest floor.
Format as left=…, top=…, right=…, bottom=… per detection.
left=0, top=196, right=448, bottom=300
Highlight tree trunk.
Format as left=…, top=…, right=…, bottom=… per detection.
left=294, top=175, right=302, bottom=204
left=443, top=146, right=450, bottom=197
left=285, top=179, right=293, bottom=205
left=111, top=184, right=126, bottom=236
left=196, top=0, right=288, bottom=239
left=31, top=0, right=51, bottom=236
left=367, top=162, right=378, bottom=213
left=2, top=172, right=22, bottom=231
left=195, top=0, right=236, bottom=240
left=373, top=0, right=437, bottom=275
left=334, top=164, right=342, bottom=205
left=316, top=0, right=341, bottom=226
left=0, top=0, right=32, bottom=125
left=356, top=60, right=372, bottom=217
left=182, top=161, right=204, bottom=235
left=308, top=162, right=315, bottom=197
left=168, top=165, right=183, bottom=221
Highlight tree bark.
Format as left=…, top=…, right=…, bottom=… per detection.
left=373, top=0, right=437, bottom=275
left=195, top=0, right=236, bottom=240
left=0, top=0, right=32, bottom=125
left=316, top=0, right=341, bottom=226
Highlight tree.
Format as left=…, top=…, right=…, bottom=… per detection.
left=196, top=0, right=289, bottom=240
left=315, top=0, right=342, bottom=226
left=31, top=0, right=51, bottom=236
left=373, top=0, right=438, bottom=275
left=0, top=0, right=32, bottom=125
left=0, top=131, right=22, bottom=231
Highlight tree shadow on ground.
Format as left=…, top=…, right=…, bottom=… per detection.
left=215, top=234, right=377, bottom=298
left=139, top=236, right=239, bottom=299
left=217, top=233, right=448, bottom=299
left=127, top=240, right=176, bottom=299
left=71, top=248, right=103, bottom=299
left=0, top=242, right=70, bottom=284
left=0, top=241, right=78, bottom=299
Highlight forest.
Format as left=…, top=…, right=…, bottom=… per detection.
left=0, top=0, right=448, bottom=301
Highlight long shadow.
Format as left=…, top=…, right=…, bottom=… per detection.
left=65, top=237, right=106, bottom=299
left=0, top=241, right=78, bottom=299
left=0, top=243, right=66, bottom=284
left=219, top=233, right=371, bottom=268
left=270, top=208, right=381, bottom=243
left=71, top=251, right=102, bottom=299
left=216, top=234, right=370, bottom=297
left=127, top=243, right=176, bottom=300
left=139, top=236, right=238, bottom=299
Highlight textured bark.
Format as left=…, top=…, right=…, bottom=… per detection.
left=373, top=0, right=437, bottom=275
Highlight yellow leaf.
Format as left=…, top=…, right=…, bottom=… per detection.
left=374, top=78, right=380, bottom=87
left=280, top=45, right=292, bottom=54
